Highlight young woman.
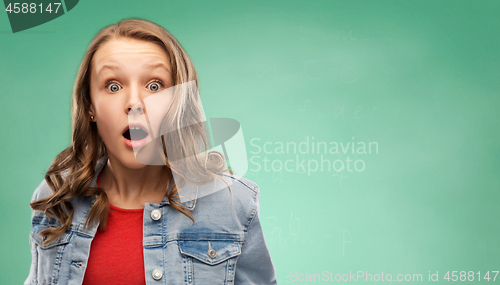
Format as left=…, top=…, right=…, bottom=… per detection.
left=25, top=19, right=277, bottom=285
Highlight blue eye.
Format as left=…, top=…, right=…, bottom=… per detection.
left=148, top=80, right=163, bottom=91
left=107, top=82, right=121, bottom=92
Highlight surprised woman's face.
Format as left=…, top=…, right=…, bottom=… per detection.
left=89, top=37, right=174, bottom=169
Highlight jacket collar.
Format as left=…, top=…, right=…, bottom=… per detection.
left=90, top=156, right=197, bottom=210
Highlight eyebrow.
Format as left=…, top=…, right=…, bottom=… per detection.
left=143, top=62, right=171, bottom=72
left=96, top=62, right=171, bottom=77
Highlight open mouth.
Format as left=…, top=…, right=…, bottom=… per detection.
left=122, top=124, right=149, bottom=149
left=123, top=126, right=149, bottom=141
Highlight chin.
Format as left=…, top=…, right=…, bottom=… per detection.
left=106, top=147, right=148, bottom=169
left=123, top=158, right=149, bottom=169
left=133, top=138, right=167, bottom=166
left=112, top=154, right=148, bottom=169
left=108, top=138, right=167, bottom=168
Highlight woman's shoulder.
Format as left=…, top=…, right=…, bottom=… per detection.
left=216, top=172, right=260, bottom=204
left=188, top=173, right=261, bottom=220
left=31, top=179, right=53, bottom=203
left=30, top=177, right=89, bottom=206
left=218, top=172, right=259, bottom=197
left=29, top=180, right=62, bottom=233
left=173, top=173, right=262, bottom=235
left=30, top=178, right=94, bottom=224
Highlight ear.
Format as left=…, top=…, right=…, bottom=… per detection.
left=88, top=104, right=95, bottom=116
left=88, top=104, right=96, bottom=122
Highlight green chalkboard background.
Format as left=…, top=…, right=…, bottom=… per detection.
left=1, top=0, right=499, bottom=284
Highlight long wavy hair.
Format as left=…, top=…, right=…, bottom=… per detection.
left=30, top=19, right=230, bottom=246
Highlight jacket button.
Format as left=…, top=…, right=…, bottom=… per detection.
left=207, top=241, right=217, bottom=258
left=150, top=209, right=161, bottom=221
left=152, top=268, right=163, bottom=280
left=207, top=248, right=217, bottom=258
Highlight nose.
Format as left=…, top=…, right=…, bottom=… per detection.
left=125, top=84, right=146, bottom=115
left=128, top=106, right=143, bottom=113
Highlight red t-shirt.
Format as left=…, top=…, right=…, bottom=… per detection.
left=82, top=172, right=146, bottom=285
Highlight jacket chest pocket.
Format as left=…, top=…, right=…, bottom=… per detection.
left=178, top=239, right=242, bottom=285
left=31, top=230, right=72, bottom=285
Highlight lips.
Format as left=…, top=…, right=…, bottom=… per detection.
left=122, top=123, right=149, bottom=149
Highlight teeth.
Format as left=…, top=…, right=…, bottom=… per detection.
left=130, top=126, right=141, bottom=130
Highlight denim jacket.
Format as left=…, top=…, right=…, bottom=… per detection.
left=24, top=157, right=277, bottom=285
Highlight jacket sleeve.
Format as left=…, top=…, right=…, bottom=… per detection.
left=234, top=188, right=277, bottom=284
left=24, top=234, right=38, bottom=285
left=24, top=180, right=51, bottom=285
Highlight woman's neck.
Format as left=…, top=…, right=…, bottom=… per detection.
left=99, top=157, right=170, bottom=209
